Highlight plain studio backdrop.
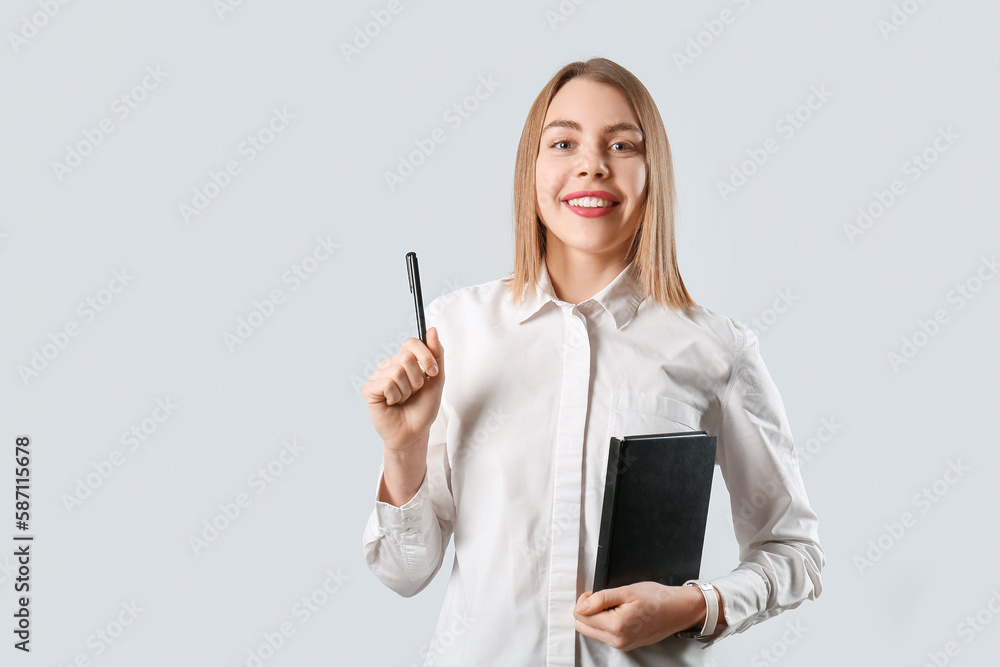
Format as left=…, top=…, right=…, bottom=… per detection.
left=2, top=1, right=999, bottom=665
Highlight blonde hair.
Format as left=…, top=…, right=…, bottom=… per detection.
left=503, top=57, right=694, bottom=310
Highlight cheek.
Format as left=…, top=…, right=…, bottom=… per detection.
left=535, top=155, right=566, bottom=197
left=534, top=163, right=554, bottom=198
left=535, top=169, right=559, bottom=208
left=633, top=162, right=647, bottom=201
left=623, top=164, right=647, bottom=217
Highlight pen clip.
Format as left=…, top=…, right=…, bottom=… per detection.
left=406, top=252, right=416, bottom=293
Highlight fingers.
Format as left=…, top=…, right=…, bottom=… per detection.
left=573, top=590, right=631, bottom=649
left=363, top=333, right=444, bottom=406
left=382, top=356, right=422, bottom=406
left=574, top=617, right=624, bottom=649
left=575, top=583, right=683, bottom=652
left=576, top=588, right=624, bottom=614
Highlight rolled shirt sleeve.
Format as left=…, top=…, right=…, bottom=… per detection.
left=362, top=402, right=456, bottom=598
left=706, top=322, right=825, bottom=643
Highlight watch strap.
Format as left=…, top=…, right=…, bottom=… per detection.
left=677, top=579, right=718, bottom=639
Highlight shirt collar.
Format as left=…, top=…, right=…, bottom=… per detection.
left=513, top=260, right=646, bottom=329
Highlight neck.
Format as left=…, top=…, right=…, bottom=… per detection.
left=544, top=243, right=629, bottom=305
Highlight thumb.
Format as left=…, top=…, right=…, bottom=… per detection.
left=426, top=327, right=444, bottom=368
left=576, top=587, right=626, bottom=614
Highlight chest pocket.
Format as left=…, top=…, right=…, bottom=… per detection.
left=606, top=388, right=703, bottom=438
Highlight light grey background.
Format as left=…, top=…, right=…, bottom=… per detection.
left=3, top=1, right=999, bottom=665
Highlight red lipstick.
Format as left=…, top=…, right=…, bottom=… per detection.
left=561, top=191, right=621, bottom=218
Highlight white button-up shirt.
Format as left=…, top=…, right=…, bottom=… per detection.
left=362, top=261, right=824, bottom=666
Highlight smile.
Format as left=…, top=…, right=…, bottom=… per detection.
left=564, top=197, right=617, bottom=208
left=563, top=190, right=621, bottom=218
left=561, top=191, right=621, bottom=218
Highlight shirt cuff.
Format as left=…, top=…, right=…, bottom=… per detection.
left=707, top=568, right=770, bottom=642
left=371, top=467, right=432, bottom=541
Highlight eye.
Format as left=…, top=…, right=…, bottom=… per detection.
left=551, top=140, right=572, bottom=150
left=611, top=142, right=633, bottom=152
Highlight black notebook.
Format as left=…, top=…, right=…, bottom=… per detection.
left=592, top=431, right=718, bottom=592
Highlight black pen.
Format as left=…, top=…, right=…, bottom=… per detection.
left=406, top=252, right=427, bottom=345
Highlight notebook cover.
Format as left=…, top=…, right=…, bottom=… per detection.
left=592, top=431, right=717, bottom=592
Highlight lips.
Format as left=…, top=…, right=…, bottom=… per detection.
left=562, top=190, right=621, bottom=218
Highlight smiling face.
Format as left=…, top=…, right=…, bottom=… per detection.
left=535, top=77, right=647, bottom=266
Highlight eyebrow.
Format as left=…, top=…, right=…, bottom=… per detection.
left=541, top=119, right=644, bottom=138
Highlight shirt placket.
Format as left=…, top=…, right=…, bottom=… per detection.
left=546, top=304, right=591, bottom=667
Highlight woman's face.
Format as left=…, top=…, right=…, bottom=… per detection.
left=535, top=78, right=647, bottom=263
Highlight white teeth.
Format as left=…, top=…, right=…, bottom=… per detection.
left=565, top=197, right=616, bottom=208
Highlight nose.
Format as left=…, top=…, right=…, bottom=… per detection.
left=575, top=145, right=608, bottom=179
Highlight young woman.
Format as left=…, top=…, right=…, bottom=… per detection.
left=362, top=58, right=824, bottom=666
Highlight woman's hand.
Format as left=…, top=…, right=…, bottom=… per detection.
left=362, top=327, right=445, bottom=507
left=573, top=582, right=723, bottom=651
left=363, top=327, right=445, bottom=452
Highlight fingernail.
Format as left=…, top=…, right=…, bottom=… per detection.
left=429, top=364, right=438, bottom=375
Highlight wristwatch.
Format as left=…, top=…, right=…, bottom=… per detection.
left=677, top=580, right=719, bottom=639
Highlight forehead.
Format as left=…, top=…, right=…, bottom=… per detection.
left=542, top=78, right=639, bottom=128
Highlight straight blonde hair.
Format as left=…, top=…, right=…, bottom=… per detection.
left=503, top=58, right=694, bottom=310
